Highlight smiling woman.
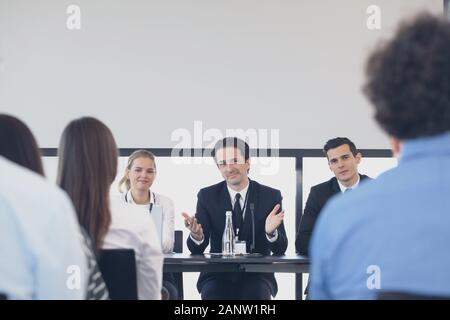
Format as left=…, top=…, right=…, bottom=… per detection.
left=118, top=150, right=158, bottom=201
left=116, top=149, right=178, bottom=300
left=117, top=150, right=176, bottom=252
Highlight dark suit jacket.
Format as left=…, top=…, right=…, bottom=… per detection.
left=295, top=174, right=371, bottom=256
left=187, top=179, right=288, bottom=296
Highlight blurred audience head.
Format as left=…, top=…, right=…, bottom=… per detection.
left=0, top=114, right=44, bottom=176
left=364, top=13, right=450, bottom=140
left=57, top=117, right=118, bottom=251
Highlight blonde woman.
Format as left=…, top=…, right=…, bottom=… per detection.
left=118, top=150, right=177, bottom=299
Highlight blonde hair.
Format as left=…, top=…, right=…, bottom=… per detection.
left=118, top=150, right=156, bottom=193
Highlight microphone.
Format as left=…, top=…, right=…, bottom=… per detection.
left=250, top=203, right=255, bottom=253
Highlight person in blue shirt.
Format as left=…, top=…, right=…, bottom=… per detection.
left=0, top=156, right=87, bottom=299
left=310, top=13, right=450, bottom=299
left=0, top=114, right=108, bottom=300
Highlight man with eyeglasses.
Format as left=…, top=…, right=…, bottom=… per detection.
left=182, top=137, right=288, bottom=300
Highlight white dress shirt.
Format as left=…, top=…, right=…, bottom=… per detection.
left=105, top=198, right=163, bottom=300
left=337, top=174, right=361, bottom=193
left=191, top=180, right=278, bottom=245
left=227, top=183, right=249, bottom=221
left=119, top=190, right=175, bottom=253
left=0, top=157, right=87, bottom=299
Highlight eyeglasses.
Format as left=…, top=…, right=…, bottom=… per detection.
left=217, top=158, right=246, bottom=167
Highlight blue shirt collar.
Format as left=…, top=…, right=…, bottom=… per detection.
left=400, top=132, right=450, bottom=163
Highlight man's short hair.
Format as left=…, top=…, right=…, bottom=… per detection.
left=212, top=137, right=250, bottom=162
left=364, top=13, right=450, bottom=140
left=323, top=137, right=358, bottom=158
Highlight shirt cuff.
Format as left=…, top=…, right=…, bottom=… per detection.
left=266, top=229, right=279, bottom=242
left=190, top=233, right=204, bottom=245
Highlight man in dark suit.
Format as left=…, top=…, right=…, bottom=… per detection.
left=182, top=137, right=288, bottom=300
left=296, top=137, right=371, bottom=256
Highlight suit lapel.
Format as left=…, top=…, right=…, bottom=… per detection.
left=330, top=177, right=341, bottom=196
left=218, top=180, right=257, bottom=241
left=218, top=181, right=233, bottom=231
left=330, top=174, right=369, bottom=197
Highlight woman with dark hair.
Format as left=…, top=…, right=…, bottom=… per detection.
left=0, top=114, right=44, bottom=175
left=57, top=117, right=163, bottom=300
left=57, top=117, right=117, bottom=252
left=0, top=114, right=107, bottom=300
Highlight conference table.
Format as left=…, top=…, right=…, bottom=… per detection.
left=163, top=253, right=310, bottom=300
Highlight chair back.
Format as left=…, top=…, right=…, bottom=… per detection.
left=172, top=230, right=184, bottom=299
left=98, top=249, right=138, bottom=300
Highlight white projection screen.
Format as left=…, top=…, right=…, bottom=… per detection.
left=0, top=0, right=443, bottom=149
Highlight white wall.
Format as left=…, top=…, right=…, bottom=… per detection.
left=0, top=0, right=443, bottom=149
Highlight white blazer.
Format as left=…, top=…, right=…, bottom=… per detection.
left=118, top=190, right=175, bottom=254
left=104, top=198, right=163, bottom=300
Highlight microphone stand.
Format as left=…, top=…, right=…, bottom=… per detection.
left=250, top=203, right=255, bottom=253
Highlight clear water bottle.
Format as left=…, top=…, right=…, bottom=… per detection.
left=222, top=211, right=235, bottom=256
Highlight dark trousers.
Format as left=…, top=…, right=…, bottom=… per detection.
left=201, top=274, right=271, bottom=300
left=162, top=272, right=179, bottom=300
